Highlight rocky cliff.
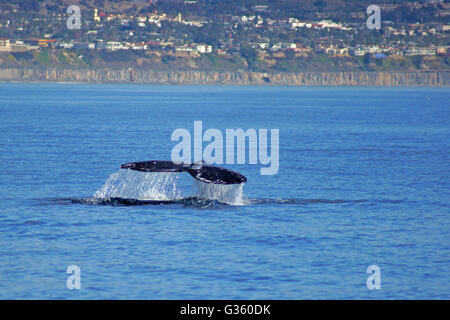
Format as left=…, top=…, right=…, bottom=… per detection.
left=0, top=68, right=448, bottom=86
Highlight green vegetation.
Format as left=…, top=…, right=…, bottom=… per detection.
left=1, top=48, right=448, bottom=72
left=36, top=50, right=51, bottom=65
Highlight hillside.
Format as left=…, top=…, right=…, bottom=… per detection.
left=1, top=48, right=449, bottom=72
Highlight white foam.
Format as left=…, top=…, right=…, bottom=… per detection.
left=194, top=179, right=246, bottom=206
left=93, top=169, right=247, bottom=205
left=93, top=170, right=182, bottom=201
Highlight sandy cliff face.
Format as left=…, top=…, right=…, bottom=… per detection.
left=0, top=68, right=448, bottom=86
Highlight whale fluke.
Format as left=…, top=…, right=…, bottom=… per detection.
left=120, top=160, right=247, bottom=185
left=121, top=160, right=186, bottom=173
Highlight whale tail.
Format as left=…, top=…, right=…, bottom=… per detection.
left=120, top=160, right=247, bottom=185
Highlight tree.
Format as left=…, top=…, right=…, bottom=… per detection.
left=240, top=46, right=258, bottom=70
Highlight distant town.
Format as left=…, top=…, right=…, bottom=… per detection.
left=0, top=0, right=449, bottom=73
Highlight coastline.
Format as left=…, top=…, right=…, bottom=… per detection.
left=0, top=68, right=449, bottom=86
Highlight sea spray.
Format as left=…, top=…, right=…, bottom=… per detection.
left=93, top=169, right=182, bottom=201
left=194, top=179, right=246, bottom=205
left=93, top=169, right=246, bottom=205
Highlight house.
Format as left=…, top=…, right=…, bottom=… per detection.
left=61, top=42, right=74, bottom=49
left=131, top=43, right=147, bottom=50
left=291, top=21, right=307, bottom=29
left=436, top=46, right=450, bottom=55
left=286, top=43, right=297, bottom=50
left=353, top=47, right=365, bottom=56
left=294, top=46, right=312, bottom=53
left=94, top=9, right=100, bottom=22
left=106, top=41, right=123, bottom=51
left=12, top=40, right=37, bottom=52
left=176, top=46, right=194, bottom=52
left=404, top=47, right=436, bottom=56
left=38, top=39, right=48, bottom=47
left=0, top=38, right=11, bottom=51
left=256, top=42, right=269, bottom=49
left=365, top=45, right=382, bottom=54
left=196, top=44, right=212, bottom=53
left=270, top=43, right=283, bottom=51
left=318, top=20, right=343, bottom=29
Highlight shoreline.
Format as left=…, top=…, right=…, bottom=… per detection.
left=0, top=68, right=449, bottom=86
left=2, top=81, right=449, bottom=88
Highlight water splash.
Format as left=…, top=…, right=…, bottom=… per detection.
left=93, top=169, right=246, bottom=205
left=93, top=170, right=183, bottom=201
left=194, top=179, right=246, bottom=206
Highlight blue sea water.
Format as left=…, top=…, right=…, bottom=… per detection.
left=0, top=83, right=448, bottom=299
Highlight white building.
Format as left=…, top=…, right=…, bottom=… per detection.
left=106, top=41, right=123, bottom=51
left=0, top=38, right=11, bottom=51
left=353, top=47, right=365, bottom=56
left=196, top=44, right=212, bottom=53
left=319, top=20, right=343, bottom=29
left=404, top=47, right=436, bottom=56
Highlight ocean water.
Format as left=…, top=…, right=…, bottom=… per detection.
left=0, top=83, right=448, bottom=299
